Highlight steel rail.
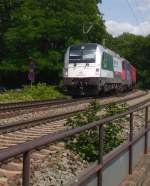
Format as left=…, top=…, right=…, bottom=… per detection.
left=0, top=97, right=92, bottom=112
left=0, top=109, right=83, bottom=134
left=0, top=102, right=149, bottom=186
left=0, top=95, right=149, bottom=135
left=0, top=90, right=147, bottom=113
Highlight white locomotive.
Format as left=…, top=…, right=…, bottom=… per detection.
left=63, top=43, right=136, bottom=96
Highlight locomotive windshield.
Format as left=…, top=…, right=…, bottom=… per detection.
left=69, top=44, right=96, bottom=63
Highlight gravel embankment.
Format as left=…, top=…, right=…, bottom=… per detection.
left=8, top=143, right=89, bottom=186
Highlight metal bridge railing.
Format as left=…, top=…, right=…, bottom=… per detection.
left=0, top=102, right=149, bottom=186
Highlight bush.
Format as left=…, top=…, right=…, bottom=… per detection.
left=104, top=103, right=127, bottom=153
left=65, top=101, right=127, bottom=162
left=0, top=83, right=67, bottom=102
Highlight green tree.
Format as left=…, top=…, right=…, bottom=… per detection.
left=0, top=0, right=106, bottom=87
left=106, top=33, right=150, bottom=89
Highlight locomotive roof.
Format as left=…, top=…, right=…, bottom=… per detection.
left=70, top=43, right=97, bottom=50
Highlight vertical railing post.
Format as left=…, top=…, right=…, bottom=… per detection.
left=23, top=151, right=30, bottom=186
left=129, top=112, right=133, bottom=174
left=97, top=125, right=104, bottom=186
left=144, top=106, right=149, bottom=154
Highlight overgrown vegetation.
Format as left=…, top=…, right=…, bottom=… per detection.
left=0, top=83, right=67, bottom=102
left=66, top=101, right=127, bottom=162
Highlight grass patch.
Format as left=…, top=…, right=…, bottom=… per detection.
left=0, top=83, right=68, bottom=103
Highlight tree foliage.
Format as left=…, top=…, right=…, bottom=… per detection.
left=0, top=0, right=106, bottom=87
left=106, top=33, right=150, bottom=89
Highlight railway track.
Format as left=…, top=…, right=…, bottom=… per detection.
left=0, top=91, right=149, bottom=150
left=0, top=91, right=148, bottom=132
left=0, top=98, right=70, bottom=111
left=0, top=90, right=140, bottom=110
left=0, top=97, right=92, bottom=119
left=0, top=90, right=146, bottom=120
left=0, top=91, right=149, bottom=186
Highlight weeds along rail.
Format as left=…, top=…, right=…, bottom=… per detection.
left=0, top=93, right=149, bottom=150
left=0, top=90, right=148, bottom=119
left=0, top=89, right=142, bottom=111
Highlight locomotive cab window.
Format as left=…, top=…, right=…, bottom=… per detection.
left=102, top=52, right=114, bottom=71
left=69, top=46, right=82, bottom=62
left=83, top=49, right=96, bottom=61
left=69, top=44, right=96, bottom=63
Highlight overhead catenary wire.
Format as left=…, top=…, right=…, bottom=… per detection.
left=132, top=0, right=146, bottom=22
left=125, top=0, right=145, bottom=34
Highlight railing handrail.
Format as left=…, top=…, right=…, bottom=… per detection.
left=0, top=102, right=149, bottom=162
left=71, top=123, right=150, bottom=186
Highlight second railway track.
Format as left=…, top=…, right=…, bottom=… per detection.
left=0, top=90, right=148, bottom=133
left=0, top=97, right=92, bottom=119
left=0, top=90, right=147, bottom=120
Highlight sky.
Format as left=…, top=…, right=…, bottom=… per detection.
left=98, top=0, right=150, bottom=37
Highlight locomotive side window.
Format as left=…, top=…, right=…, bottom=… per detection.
left=102, top=52, right=114, bottom=71
left=83, top=49, right=96, bottom=61
left=113, top=60, right=118, bottom=69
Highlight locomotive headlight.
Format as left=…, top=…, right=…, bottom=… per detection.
left=96, top=68, right=99, bottom=75
left=64, top=68, right=68, bottom=76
